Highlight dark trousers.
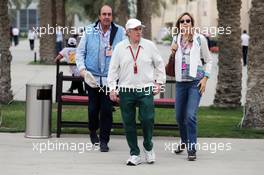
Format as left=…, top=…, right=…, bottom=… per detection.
left=29, top=40, right=34, bottom=50
left=13, top=36, right=19, bottom=46
left=56, top=41, right=63, bottom=55
left=85, top=85, right=113, bottom=144
left=119, top=88, right=154, bottom=156
left=10, top=37, right=13, bottom=45
left=242, top=46, right=248, bottom=66
left=69, top=75, right=85, bottom=95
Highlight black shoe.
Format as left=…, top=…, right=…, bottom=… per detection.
left=188, top=151, right=196, bottom=161
left=100, top=142, right=109, bottom=152
left=90, top=131, right=99, bottom=145
left=174, top=144, right=186, bottom=154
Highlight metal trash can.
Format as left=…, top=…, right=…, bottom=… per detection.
left=161, top=76, right=175, bottom=99
left=25, top=84, right=53, bottom=138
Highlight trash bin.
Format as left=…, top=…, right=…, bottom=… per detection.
left=25, top=84, right=53, bottom=138
left=162, top=76, right=175, bottom=99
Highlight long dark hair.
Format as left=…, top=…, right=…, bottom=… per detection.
left=175, top=12, right=195, bottom=42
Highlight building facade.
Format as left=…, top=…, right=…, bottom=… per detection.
left=152, top=0, right=251, bottom=40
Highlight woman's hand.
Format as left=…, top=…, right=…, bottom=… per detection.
left=197, top=77, right=208, bottom=94
left=171, top=43, right=178, bottom=54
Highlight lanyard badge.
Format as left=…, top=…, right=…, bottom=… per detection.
left=129, top=46, right=141, bottom=74
left=105, top=45, right=112, bottom=57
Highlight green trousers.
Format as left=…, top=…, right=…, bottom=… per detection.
left=119, top=88, right=155, bottom=156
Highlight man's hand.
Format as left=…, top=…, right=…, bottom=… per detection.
left=197, top=77, right=208, bottom=94
left=109, top=90, right=119, bottom=102
left=82, top=70, right=97, bottom=88
left=153, top=83, right=161, bottom=95
left=79, top=69, right=86, bottom=78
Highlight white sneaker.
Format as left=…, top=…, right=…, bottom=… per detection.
left=126, top=155, right=142, bottom=166
left=144, top=149, right=155, bottom=164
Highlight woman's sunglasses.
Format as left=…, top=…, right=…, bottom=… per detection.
left=180, top=19, right=191, bottom=24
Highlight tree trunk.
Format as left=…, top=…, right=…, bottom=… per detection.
left=56, top=0, right=65, bottom=27
left=0, top=0, right=13, bottom=104
left=113, top=0, right=129, bottom=26
left=242, top=0, right=264, bottom=128
left=39, top=0, right=56, bottom=64
left=115, top=0, right=129, bottom=27
left=56, top=0, right=67, bottom=44
left=214, top=0, right=242, bottom=107
left=137, top=0, right=152, bottom=40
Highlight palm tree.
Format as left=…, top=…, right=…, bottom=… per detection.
left=242, top=0, right=264, bottom=128
left=65, top=0, right=86, bottom=28
left=78, top=0, right=129, bottom=26
left=214, top=0, right=242, bottom=108
left=115, top=0, right=129, bottom=27
left=56, top=0, right=65, bottom=27
left=39, top=0, right=56, bottom=64
left=0, top=0, right=13, bottom=104
left=137, top=0, right=152, bottom=39
left=8, top=0, right=34, bottom=9
left=56, top=0, right=66, bottom=46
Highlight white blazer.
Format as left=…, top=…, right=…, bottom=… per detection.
left=174, top=33, right=213, bottom=82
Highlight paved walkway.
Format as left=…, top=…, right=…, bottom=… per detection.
left=2, top=41, right=262, bottom=174
left=10, top=39, right=247, bottom=106
left=0, top=133, right=263, bottom=175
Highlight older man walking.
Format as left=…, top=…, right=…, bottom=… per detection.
left=107, top=19, right=166, bottom=165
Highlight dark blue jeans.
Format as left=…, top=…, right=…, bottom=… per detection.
left=175, top=80, right=201, bottom=152
left=242, top=46, right=248, bottom=66
left=56, top=41, right=63, bottom=55
left=85, top=85, right=113, bottom=144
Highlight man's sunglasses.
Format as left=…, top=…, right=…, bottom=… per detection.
left=180, top=19, right=191, bottom=24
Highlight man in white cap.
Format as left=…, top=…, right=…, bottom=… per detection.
left=107, top=18, right=166, bottom=166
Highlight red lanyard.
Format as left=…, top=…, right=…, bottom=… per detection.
left=129, top=46, right=141, bottom=74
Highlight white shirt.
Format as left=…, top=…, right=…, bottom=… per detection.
left=12, top=28, right=19, bottom=36
left=56, top=31, right=63, bottom=42
left=174, top=33, right=213, bottom=82
left=94, top=23, right=111, bottom=86
left=59, top=47, right=80, bottom=76
left=241, top=33, right=249, bottom=46
left=107, top=38, right=166, bottom=91
left=28, top=31, right=36, bottom=40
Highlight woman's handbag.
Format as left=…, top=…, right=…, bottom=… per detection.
left=165, top=35, right=178, bottom=77
left=165, top=52, right=175, bottom=77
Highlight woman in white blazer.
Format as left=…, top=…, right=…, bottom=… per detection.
left=171, top=12, right=213, bottom=161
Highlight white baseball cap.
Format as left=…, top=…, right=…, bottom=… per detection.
left=68, top=37, right=77, bottom=46
left=125, top=18, right=145, bottom=30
